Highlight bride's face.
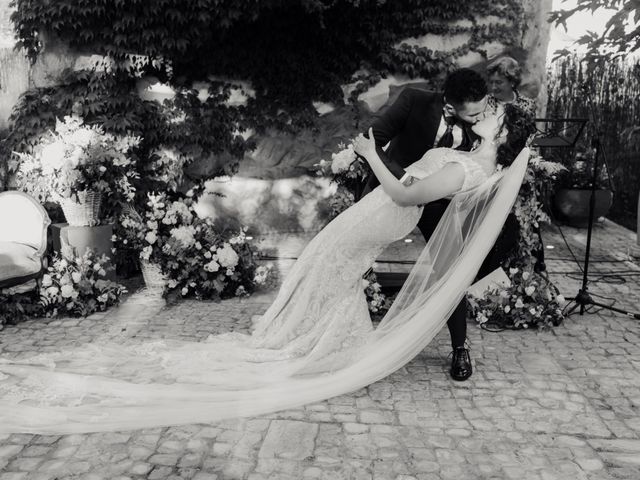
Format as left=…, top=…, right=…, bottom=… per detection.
left=471, top=105, right=505, bottom=140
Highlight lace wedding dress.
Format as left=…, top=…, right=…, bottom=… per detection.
left=0, top=148, right=530, bottom=433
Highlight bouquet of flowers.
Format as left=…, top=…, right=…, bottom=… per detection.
left=314, top=140, right=371, bottom=217
left=117, top=192, right=272, bottom=298
left=15, top=115, right=139, bottom=208
left=39, top=249, right=127, bottom=317
left=467, top=266, right=566, bottom=329
left=362, top=270, right=392, bottom=318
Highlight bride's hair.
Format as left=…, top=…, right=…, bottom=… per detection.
left=496, top=104, right=536, bottom=167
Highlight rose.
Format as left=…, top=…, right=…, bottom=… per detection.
left=145, top=231, right=157, bottom=244
left=216, top=243, right=239, bottom=268
left=71, top=272, right=82, bottom=283
left=42, top=274, right=53, bottom=287
left=204, top=260, right=220, bottom=273
left=330, top=145, right=356, bottom=174
left=60, top=284, right=75, bottom=298
left=524, top=286, right=536, bottom=296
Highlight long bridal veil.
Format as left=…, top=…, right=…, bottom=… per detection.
left=0, top=148, right=530, bottom=434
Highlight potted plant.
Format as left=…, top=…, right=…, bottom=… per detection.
left=552, top=144, right=613, bottom=227
left=14, top=115, right=139, bottom=226
left=117, top=192, right=271, bottom=297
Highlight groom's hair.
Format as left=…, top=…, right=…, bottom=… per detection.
left=443, top=68, right=488, bottom=107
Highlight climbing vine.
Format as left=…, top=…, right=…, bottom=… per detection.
left=7, top=0, right=528, bottom=182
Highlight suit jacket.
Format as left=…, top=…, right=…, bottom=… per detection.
left=362, top=88, right=479, bottom=195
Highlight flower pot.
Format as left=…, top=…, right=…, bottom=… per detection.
left=140, top=260, right=168, bottom=290
left=60, top=190, right=102, bottom=227
left=553, top=188, right=613, bottom=227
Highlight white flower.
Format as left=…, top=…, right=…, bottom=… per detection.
left=522, top=271, right=530, bottom=281
left=195, top=242, right=202, bottom=250
left=46, top=286, right=59, bottom=297
left=145, top=231, right=157, bottom=244
left=42, top=274, right=53, bottom=287
left=170, top=225, right=196, bottom=248
left=40, top=143, right=66, bottom=173
left=504, top=305, right=511, bottom=313
left=99, top=165, right=107, bottom=173
left=168, top=280, right=178, bottom=289
left=362, top=279, right=370, bottom=288
left=98, top=269, right=106, bottom=277
left=60, top=284, right=75, bottom=298
left=529, top=307, right=537, bottom=315
left=556, top=294, right=566, bottom=305
left=97, top=293, right=109, bottom=303
left=146, top=220, right=158, bottom=230
left=509, top=267, right=519, bottom=276
left=141, top=246, right=153, bottom=260
left=515, top=298, right=524, bottom=308
left=204, top=251, right=212, bottom=259
left=330, top=144, right=356, bottom=174
left=59, top=259, right=68, bottom=268
left=71, top=272, right=82, bottom=283
left=524, top=286, right=536, bottom=296
left=204, top=260, right=220, bottom=273
left=216, top=243, right=239, bottom=268
left=60, top=274, right=72, bottom=286
left=181, top=287, right=189, bottom=296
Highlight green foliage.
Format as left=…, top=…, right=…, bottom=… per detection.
left=549, top=0, right=640, bottom=62
left=546, top=54, right=640, bottom=230
left=7, top=0, right=527, bottom=206
left=11, top=0, right=525, bottom=112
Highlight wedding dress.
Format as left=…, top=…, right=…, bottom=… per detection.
left=0, top=147, right=530, bottom=434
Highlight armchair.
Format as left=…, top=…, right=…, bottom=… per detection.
left=0, top=191, right=51, bottom=292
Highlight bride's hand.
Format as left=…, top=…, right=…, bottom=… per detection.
left=353, top=127, right=377, bottom=161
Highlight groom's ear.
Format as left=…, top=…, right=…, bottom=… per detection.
left=443, top=102, right=456, bottom=116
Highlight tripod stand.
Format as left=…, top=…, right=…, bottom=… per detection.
left=559, top=85, right=640, bottom=319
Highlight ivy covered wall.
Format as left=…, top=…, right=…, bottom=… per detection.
left=2, top=0, right=552, bottom=183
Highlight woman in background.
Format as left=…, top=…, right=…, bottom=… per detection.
left=487, top=56, right=536, bottom=116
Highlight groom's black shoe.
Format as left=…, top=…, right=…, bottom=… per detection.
left=450, top=347, right=472, bottom=381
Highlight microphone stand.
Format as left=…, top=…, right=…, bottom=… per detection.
left=563, top=82, right=640, bottom=319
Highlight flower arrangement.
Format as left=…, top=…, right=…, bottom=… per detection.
left=117, top=192, right=272, bottom=298
left=314, top=140, right=370, bottom=217
left=39, top=249, right=127, bottom=317
left=553, top=144, right=611, bottom=190
left=509, top=152, right=566, bottom=269
left=14, top=115, right=139, bottom=210
left=362, top=270, right=392, bottom=318
left=467, top=266, right=566, bottom=329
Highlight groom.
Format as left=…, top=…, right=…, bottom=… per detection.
left=360, top=68, right=502, bottom=381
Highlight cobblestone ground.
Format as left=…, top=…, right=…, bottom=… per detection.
left=1, top=219, right=640, bottom=479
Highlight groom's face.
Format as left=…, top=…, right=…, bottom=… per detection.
left=445, top=96, right=489, bottom=125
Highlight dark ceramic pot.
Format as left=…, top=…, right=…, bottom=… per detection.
left=553, top=188, right=613, bottom=227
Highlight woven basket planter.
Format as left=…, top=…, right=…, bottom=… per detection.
left=140, top=260, right=168, bottom=290
left=60, top=190, right=102, bottom=227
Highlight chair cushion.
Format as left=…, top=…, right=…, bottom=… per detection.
left=0, top=193, right=48, bottom=251
left=0, top=241, right=43, bottom=287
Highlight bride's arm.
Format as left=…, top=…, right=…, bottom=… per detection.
left=354, top=128, right=465, bottom=207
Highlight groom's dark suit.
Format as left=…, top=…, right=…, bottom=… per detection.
left=360, top=87, right=519, bottom=349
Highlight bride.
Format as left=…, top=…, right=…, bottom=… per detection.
left=0, top=103, right=534, bottom=433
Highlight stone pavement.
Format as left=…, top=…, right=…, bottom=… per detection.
left=1, top=218, right=640, bottom=480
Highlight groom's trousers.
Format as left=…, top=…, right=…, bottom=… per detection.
left=417, top=199, right=520, bottom=348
